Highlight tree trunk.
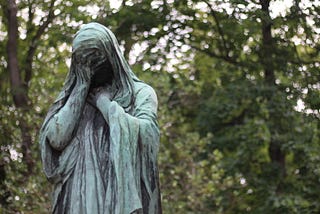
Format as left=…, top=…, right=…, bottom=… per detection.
left=260, top=0, right=286, bottom=182
left=6, top=0, right=34, bottom=174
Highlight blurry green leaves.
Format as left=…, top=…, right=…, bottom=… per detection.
left=304, top=89, right=320, bottom=110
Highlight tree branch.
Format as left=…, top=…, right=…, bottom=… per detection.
left=26, top=0, right=35, bottom=36
left=190, top=44, right=242, bottom=66
left=202, top=0, right=229, bottom=55
left=259, top=0, right=275, bottom=84
left=24, top=0, right=56, bottom=85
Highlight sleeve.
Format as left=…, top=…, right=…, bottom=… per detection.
left=102, top=85, right=161, bottom=214
left=134, top=86, right=162, bottom=214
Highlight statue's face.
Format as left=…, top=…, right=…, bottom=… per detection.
left=73, top=49, right=113, bottom=88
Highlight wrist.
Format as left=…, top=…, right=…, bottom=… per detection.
left=96, top=95, right=111, bottom=109
left=75, top=79, right=90, bottom=89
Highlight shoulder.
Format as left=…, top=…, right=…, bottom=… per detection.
left=132, top=81, right=158, bottom=112
left=134, top=81, right=158, bottom=102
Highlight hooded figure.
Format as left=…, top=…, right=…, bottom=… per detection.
left=39, top=22, right=161, bottom=214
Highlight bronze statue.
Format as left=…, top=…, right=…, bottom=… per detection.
left=40, top=22, right=161, bottom=214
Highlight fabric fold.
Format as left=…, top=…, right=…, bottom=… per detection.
left=39, top=22, right=162, bottom=213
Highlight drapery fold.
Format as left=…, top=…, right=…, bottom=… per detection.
left=39, top=22, right=161, bottom=214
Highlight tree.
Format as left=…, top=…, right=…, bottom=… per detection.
left=169, top=0, right=320, bottom=212
left=0, top=0, right=106, bottom=211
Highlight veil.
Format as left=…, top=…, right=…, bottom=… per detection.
left=40, top=22, right=142, bottom=180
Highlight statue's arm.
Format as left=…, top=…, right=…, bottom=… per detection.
left=93, top=85, right=161, bottom=205
left=94, top=85, right=158, bottom=129
left=45, top=74, right=90, bottom=151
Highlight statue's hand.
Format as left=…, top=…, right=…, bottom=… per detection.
left=87, top=86, right=112, bottom=108
left=74, top=62, right=93, bottom=85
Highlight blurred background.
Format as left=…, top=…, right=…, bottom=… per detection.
left=0, top=0, right=319, bottom=213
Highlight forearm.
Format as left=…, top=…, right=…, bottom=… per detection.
left=46, top=83, right=89, bottom=150
left=96, top=98, right=140, bottom=127
left=96, top=97, right=112, bottom=124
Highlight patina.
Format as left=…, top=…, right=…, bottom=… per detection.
left=39, top=22, right=161, bottom=214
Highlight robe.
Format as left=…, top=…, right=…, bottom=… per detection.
left=40, top=81, right=161, bottom=214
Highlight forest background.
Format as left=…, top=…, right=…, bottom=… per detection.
left=0, top=0, right=319, bottom=213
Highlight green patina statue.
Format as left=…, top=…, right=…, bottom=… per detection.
left=39, top=22, right=162, bottom=214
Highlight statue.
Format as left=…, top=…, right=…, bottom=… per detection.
left=39, top=22, right=162, bottom=214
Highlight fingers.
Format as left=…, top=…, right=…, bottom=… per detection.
left=84, top=63, right=94, bottom=80
left=98, top=89, right=112, bottom=100
left=87, top=87, right=112, bottom=108
left=74, top=63, right=92, bottom=84
left=87, top=93, right=95, bottom=105
left=87, top=92, right=101, bottom=107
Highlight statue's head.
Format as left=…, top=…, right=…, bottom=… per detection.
left=72, top=23, right=115, bottom=88
left=64, top=22, right=138, bottom=109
